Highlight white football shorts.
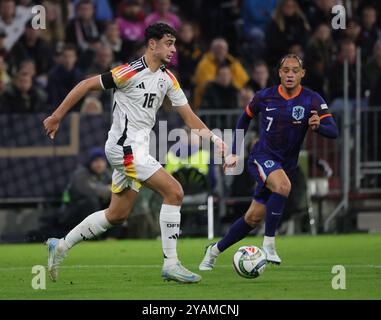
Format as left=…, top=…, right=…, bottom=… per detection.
left=105, top=140, right=162, bottom=193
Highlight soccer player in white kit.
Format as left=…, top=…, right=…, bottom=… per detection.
left=43, top=23, right=226, bottom=284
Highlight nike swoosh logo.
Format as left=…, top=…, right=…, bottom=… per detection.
left=271, top=212, right=282, bottom=216
left=266, top=108, right=276, bottom=111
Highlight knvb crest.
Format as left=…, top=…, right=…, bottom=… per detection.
left=264, top=160, right=275, bottom=168
left=292, top=106, right=305, bottom=121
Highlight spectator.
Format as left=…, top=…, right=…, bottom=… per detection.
left=47, top=44, right=84, bottom=112
left=238, top=86, right=254, bottom=110
left=9, top=19, right=52, bottom=77
left=80, top=96, right=103, bottom=114
left=201, top=64, right=239, bottom=111
left=306, top=0, right=336, bottom=30
left=76, top=36, right=103, bottom=72
left=358, top=5, right=381, bottom=62
left=265, top=0, right=311, bottom=67
left=61, top=147, right=111, bottom=230
left=145, top=0, right=181, bottom=30
left=85, top=45, right=113, bottom=75
left=329, top=39, right=365, bottom=108
left=73, top=0, right=114, bottom=23
left=241, top=0, right=277, bottom=62
left=242, top=0, right=277, bottom=34
left=0, top=0, right=31, bottom=52
left=65, top=0, right=102, bottom=52
left=304, top=23, right=335, bottom=96
left=197, top=0, right=241, bottom=54
left=101, top=20, right=130, bottom=63
left=117, top=0, right=145, bottom=44
left=18, top=58, right=36, bottom=79
left=40, top=0, right=66, bottom=48
left=175, top=22, right=202, bottom=96
left=342, top=18, right=362, bottom=44
left=84, top=45, right=114, bottom=111
left=193, top=37, right=249, bottom=109
left=0, top=27, right=7, bottom=57
left=0, top=71, right=46, bottom=112
left=365, top=40, right=381, bottom=90
left=246, top=61, right=271, bottom=92
left=145, top=0, right=180, bottom=69
left=0, top=54, right=10, bottom=89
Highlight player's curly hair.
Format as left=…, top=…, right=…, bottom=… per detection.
left=278, top=54, right=304, bottom=69
left=144, top=23, right=177, bottom=45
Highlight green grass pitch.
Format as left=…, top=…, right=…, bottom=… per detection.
left=0, top=234, right=380, bottom=300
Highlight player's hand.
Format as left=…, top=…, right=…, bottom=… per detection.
left=43, top=114, right=60, bottom=139
left=223, top=154, right=238, bottom=174
left=309, top=110, right=320, bottom=131
left=211, top=134, right=227, bottom=156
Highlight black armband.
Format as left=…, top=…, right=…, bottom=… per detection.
left=100, top=72, right=116, bottom=90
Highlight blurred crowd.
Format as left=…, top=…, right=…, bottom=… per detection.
left=0, top=0, right=380, bottom=114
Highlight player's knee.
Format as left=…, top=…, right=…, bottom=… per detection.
left=244, top=211, right=264, bottom=227
left=106, top=208, right=129, bottom=225
left=164, top=185, right=184, bottom=205
left=273, top=180, right=291, bottom=196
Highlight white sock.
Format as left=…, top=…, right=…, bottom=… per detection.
left=60, top=210, right=113, bottom=250
left=159, top=204, right=181, bottom=267
left=211, top=244, right=220, bottom=256
left=263, top=236, right=275, bottom=247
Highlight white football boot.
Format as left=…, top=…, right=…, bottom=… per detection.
left=47, top=238, right=67, bottom=281
left=262, top=243, right=282, bottom=265
left=199, top=243, right=218, bottom=271
left=162, top=261, right=201, bottom=283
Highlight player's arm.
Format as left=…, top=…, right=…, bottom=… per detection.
left=309, top=96, right=339, bottom=139
left=225, top=94, right=259, bottom=171
left=43, top=75, right=104, bottom=139
left=176, top=104, right=227, bottom=154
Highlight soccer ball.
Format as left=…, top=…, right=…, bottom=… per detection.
left=233, top=245, right=267, bottom=279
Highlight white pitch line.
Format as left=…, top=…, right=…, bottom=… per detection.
left=0, top=264, right=381, bottom=272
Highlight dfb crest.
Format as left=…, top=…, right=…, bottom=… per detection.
left=292, top=106, right=305, bottom=121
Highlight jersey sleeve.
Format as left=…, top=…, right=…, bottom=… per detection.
left=311, top=92, right=333, bottom=120
left=104, top=63, right=135, bottom=89
left=245, top=92, right=262, bottom=118
left=165, top=70, right=188, bottom=107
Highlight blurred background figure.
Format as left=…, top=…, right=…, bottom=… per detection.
left=358, top=5, right=381, bottom=62
left=304, top=23, right=334, bottom=97
left=265, top=0, right=311, bottom=68
left=101, top=20, right=129, bottom=63
left=246, top=61, right=272, bottom=93
left=65, top=0, right=102, bottom=52
left=193, top=37, right=248, bottom=109
left=9, top=19, right=52, bottom=86
left=80, top=96, right=103, bottom=115
left=116, top=0, right=145, bottom=51
left=201, top=64, right=239, bottom=111
left=175, top=22, right=202, bottom=98
left=60, top=147, right=111, bottom=231
left=47, top=44, right=84, bottom=112
left=0, top=0, right=31, bottom=52
left=145, top=0, right=181, bottom=30
left=0, top=70, right=46, bottom=112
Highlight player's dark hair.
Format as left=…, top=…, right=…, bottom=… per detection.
left=144, top=23, right=176, bottom=45
left=278, top=54, right=304, bottom=69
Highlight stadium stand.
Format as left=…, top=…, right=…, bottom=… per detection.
left=1, top=0, right=381, bottom=242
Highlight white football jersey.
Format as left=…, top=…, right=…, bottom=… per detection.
left=100, top=56, right=188, bottom=147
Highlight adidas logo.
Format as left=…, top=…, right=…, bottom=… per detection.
left=168, top=233, right=179, bottom=239
left=136, top=82, right=145, bottom=89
